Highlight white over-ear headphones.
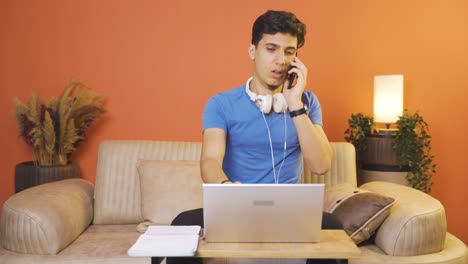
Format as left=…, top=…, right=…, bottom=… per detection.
left=245, top=77, right=288, bottom=113
left=245, top=77, right=288, bottom=184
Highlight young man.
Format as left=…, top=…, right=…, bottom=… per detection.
left=201, top=10, right=332, bottom=185
left=167, top=10, right=344, bottom=264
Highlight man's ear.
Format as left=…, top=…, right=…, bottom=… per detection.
left=248, top=44, right=256, bottom=60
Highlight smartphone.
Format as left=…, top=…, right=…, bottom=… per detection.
left=286, top=70, right=296, bottom=90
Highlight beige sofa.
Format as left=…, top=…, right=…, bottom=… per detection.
left=0, top=140, right=466, bottom=264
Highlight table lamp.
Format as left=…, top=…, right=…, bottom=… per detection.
left=359, top=74, right=406, bottom=186
left=373, top=74, right=404, bottom=134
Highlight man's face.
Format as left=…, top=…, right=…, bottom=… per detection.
left=249, top=33, right=298, bottom=91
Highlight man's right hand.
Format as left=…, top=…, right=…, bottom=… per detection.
left=221, top=180, right=241, bottom=184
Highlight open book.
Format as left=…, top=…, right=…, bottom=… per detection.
left=128, top=225, right=201, bottom=257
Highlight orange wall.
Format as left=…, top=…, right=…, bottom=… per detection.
left=1, top=0, right=466, bottom=243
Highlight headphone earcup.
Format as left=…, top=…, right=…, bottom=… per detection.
left=273, top=93, right=288, bottom=113
left=245, top=83, right=287, bottom=114
left=258, top=95, right=273, bottom=114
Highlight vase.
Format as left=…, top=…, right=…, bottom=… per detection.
left=358, top=134, right=409, bottom=186
left=14, top=161, right=81, bottom=193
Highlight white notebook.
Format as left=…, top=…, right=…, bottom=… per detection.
left=128, top=225, right=201, bottom=257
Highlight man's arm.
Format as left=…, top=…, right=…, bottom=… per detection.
left=291, top=115, right=332, bottom=175
left=200, top=128, right=230, bottom=183
left=284, top=57, right=332, bottom=175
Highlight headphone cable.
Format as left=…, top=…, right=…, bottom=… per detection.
left=261, top=112, right=287, bottom=184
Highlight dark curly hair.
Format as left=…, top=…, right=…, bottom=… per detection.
left=252, top=10, right=306, bottom=48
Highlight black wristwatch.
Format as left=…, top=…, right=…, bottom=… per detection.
left=289, top=107, right=307, bottom=118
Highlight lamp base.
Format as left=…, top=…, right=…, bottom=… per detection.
left=374, top=128, right=398, bottom=135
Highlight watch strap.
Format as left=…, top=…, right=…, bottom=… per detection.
left=289, top=107, right=307, bottom=118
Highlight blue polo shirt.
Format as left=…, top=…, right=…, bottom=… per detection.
left=202, top=81, right=322, bottom=184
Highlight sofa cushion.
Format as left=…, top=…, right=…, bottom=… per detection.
left=0, top=224, right=149, bottom=264
left=360, top=181, right=447, bottom=256
left=0, top=179, right=94, bottom=255
left=93, top=141, right=202, bottom=225
left=137, top=160, right=203, bottom=229
left=324, top=183, right=395, bottom=244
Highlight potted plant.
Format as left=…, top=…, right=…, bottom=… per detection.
left=13, top=81, right=105, bottom=192
left=344, top=110, right=435, bottom=193
left=393, top=111, right=435, bottom=193
left=344, top=113, right=374, bottom=171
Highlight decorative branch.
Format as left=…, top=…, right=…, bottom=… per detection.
left=13, top=81, right=105, bottom=166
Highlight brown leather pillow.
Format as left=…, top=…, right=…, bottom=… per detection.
left=324, top=183, right=395, bottom=244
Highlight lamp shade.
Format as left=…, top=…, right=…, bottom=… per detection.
left=374, top=75, right=404, bottom=124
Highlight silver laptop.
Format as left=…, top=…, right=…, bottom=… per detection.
left=203, top=184, right=325, bottom=243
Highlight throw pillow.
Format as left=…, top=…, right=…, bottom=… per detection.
left=137, top=160, right=203, bottom=230
left=324, top=183, right=395, bottom=244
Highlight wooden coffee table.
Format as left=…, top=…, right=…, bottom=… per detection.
left=196, top=230, right=360, bottom=259
left=151, top=230, right=360, bottom=263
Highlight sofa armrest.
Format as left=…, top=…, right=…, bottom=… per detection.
left=360, top=181, right=447, bottom=256
left=0, top=179, right=94, bottom=255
